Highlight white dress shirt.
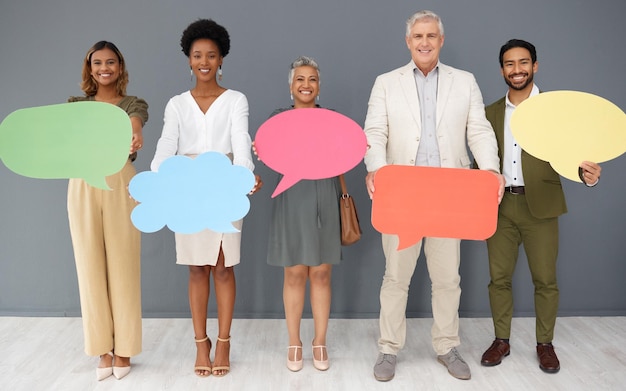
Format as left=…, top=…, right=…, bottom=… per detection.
left=503, top=83, right=539, bottom=186
left=414, top=63, right=440, bottom=167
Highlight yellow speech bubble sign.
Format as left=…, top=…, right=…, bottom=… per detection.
left=510, top=91, right=626, bottom=182
left=0, top=102, right=131, bottom=189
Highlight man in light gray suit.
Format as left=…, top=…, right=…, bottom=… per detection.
left=364, top=10, right=504, bottom=381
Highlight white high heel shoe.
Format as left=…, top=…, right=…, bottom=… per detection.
left=113, top=365, right=131, bottom=380
left=96, top=352, right=114, bottom=381
left=312, top=344, right=329, bottom=371
left=287, top=345, right=303, bottom=372
left=113, top=355, right=131, bottom=380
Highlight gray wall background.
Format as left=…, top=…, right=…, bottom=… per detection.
left=1, top=0, right=625, bottom=319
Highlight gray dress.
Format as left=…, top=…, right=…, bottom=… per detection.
left=266, top=107, right=342, bottom=267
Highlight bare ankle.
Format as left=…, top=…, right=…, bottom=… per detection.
left=98, top=352, right=113, bottom=368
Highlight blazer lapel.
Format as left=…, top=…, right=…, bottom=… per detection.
left=485, top=98, right=506, bottom=171
left=399, top=62, right=421, bottom=131
left=493, top=99, right=506, bottom=167
left=436, top=64, right=453, bottom=128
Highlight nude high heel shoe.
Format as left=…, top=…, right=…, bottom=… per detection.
left=194, top=336, right=212, bottom=377
left=287, top=344, right=303, bottom=372
left=312, top=344, right=329, bottom=371
left=212, top=336, right=231, bottom=377
left=113, top=365, right=131, bottom=380
left=96, top=351, right=114, bottom=381
left=113, top=354, right=131, bottom=380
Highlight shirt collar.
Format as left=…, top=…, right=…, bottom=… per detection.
left=505, top=83, right=540, bottom=108
left=413, top=61, right=440, bottom=78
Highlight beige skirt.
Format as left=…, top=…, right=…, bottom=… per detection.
left=175, top=219, right=243, bottom=267
left=173, top=152, right=243, bottom=267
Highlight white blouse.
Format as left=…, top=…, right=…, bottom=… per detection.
left=151, top=89, right=254, bottom=172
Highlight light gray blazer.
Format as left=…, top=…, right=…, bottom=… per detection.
left=364, top=61, right=499, bottom=173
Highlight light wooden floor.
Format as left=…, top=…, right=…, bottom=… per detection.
left=1, top=316, right=624, bottom=391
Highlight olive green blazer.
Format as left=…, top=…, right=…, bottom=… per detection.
left=486, top=97, right=567, bottom=219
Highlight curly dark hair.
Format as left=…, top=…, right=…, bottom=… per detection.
left=180, top=19, right=230, bottom=57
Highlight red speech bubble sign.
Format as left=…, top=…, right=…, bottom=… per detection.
left=255, top=108, right=367, bottom=197
left=372, top=166, right=500, bottom=250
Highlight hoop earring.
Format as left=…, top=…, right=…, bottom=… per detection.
left=218, top=66, right=223, bottom=81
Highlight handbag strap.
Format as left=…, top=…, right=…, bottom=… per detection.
left=339, top=174, right=348, bottom=196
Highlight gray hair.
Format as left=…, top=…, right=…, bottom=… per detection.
left=405, top=10, right=444, bottom=37
left=288, top=56, right=320, bottom=85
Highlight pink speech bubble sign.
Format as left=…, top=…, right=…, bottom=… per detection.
left=372, top=166, right=500, bottom=250
left=255, top=108, right=367, bottom=197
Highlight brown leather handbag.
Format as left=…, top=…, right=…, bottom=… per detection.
left=338, top=174, right=362, bottom=245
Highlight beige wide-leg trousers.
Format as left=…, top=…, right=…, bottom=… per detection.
left=67, top=160, right=142, bottom=357
left=378, top=234, right=461, bottom=356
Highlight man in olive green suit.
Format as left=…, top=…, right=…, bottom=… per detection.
left=479, top=39, right=601, bottom=374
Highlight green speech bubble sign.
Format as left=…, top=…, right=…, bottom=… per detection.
left=0, top=102, right=131, bottom=189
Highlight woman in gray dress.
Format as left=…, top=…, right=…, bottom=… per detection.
left=265, top=56, right=341, bottom=372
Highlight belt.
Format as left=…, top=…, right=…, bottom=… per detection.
left=505, top=186, right=525, bottom=195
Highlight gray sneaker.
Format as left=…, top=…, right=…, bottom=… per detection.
left=437, top=347, right=471, bottom=380
left=373, top=353, right=396, bottom=382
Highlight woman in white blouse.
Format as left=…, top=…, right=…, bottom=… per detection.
left=151, top=19, right=261, bottom=378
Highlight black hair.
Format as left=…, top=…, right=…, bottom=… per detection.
left=498, top=39, right=537, bottom=67
left=180, top=19, right=230, bottom=57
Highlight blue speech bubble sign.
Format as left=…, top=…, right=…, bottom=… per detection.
left=0, top=102, right=131, bottom=189
left=129, top=151, right=255, bottom=234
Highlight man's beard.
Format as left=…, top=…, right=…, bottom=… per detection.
left=505, top=72, right=534, bottom=91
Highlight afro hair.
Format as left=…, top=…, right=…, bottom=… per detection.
left=180, top=19, right=230, bottom=57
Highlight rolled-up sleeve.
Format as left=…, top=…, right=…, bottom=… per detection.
left=127, top=97, right=149, bottom=126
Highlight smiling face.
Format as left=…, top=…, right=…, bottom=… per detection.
left=405, top=18, right=444, bottom=75
left=501, top=47, right=538, bottom=91
left=90, top=48, right=121, bottom=87
left=290, top=65, right=319, bottom=108
left=189, top=38, right=223, bottom=82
